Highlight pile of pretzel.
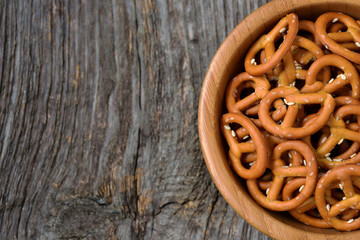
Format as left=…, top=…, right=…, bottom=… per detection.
left=221, top=12, right=360, bottom=231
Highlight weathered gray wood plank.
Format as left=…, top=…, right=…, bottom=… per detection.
left=0, top=0, right=272, bottom=239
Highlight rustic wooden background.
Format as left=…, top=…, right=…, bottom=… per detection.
left=0, top=0, right=272, bottom=239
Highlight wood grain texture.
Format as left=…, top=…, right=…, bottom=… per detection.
left=0, top=0, right=271, bottom=239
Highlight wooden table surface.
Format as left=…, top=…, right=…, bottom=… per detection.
left=0, top=0, right=272, bottom=239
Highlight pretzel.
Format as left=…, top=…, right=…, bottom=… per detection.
left=282, top=178, right=332, bottom=228
left=266, top=22, right=327, bottom=87
left=245, top=13, right=299, bottom=75
left=315, top=104, right=360, bottom=168
left=221, top=113, right=268, bottom=179
left=240, top=130, right=286, bottom=165
left=224, top=73, right=287, bottom=136
left=258, top=86, right=335, bottom=139
left=225, top=71, right=288, bottom=131
left=225, top=72, right=270, bottom=113
left=315, top=164, right=360, bottom=231
left=247, top=141, right=318, bottom=211
left=292, top=49, right=315, bottom=66
left=277, top=50, right=296, bottom=86
left=328, top=22, right=347, bottom=34
left=298, top=20, right=323, bottom=47
left=315, top=12, right=360, bottom=64
left=292, top=36, right=325, bottom=65
left=324, top=181, right=360, bottom=221
left=291, top=35, right=331, bottom=83
left=301, top=54, right=360, bottom=99
left=232, top=102, right=287, bottom=142
left=300, top=98, right=360, bottom=169
left=278, top=35, right=328, bottom=87
left=259, top=50, right=284, bottom=81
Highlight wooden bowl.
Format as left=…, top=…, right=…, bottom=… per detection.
left=198, top=0, right=360, bottom=239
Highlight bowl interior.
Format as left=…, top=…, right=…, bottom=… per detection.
left=198, top=0, right=360, bottom=238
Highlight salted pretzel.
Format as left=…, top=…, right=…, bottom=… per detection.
left=301, top=54, right=360, bottom=98
left=300, top=99, right=360, bottom=169
left=233, top=102, right=287, bottom=142
left=240, top=130, right=287, bottom=165
left=259, top=49, right=286, bottom=83
left=291, top=36, right=325, bottom=65
left=224, top=73, right=287, bottom=137
left=298, top=20, right=322, bottom=47
left=292, top=49, right=315, bottom=66
left=316, top=105, right=360, bottom=169
left=221, top=113, right=268, bottom=179
left=247, top=141, right=318, bottom=211
left=315, top=12, right=360, bottom=64
left=324, top=181, right=360, bottom=221
left=291, top=35, right=331, bottom=84
left=225, top=72, right=270, bottom=113
left=282, top=178, right=332, bottom=228
left=276, top=35, right=328, bottom=87
left=326, top=22, right=360, bottom=54
left=276, top=50, right=296, bottom=87
left=328, top=22, right=347, bottom=34
left=303, top=119, right=360, bottom=169
left=225, top=72, right=288, bottom=133
left=261, top=22, right=325, bottom=86
left=315, top=164, right=360, bottom=231
left=245, top=13, right=299, bottom=75
left=258, top=86, right=335, bottom=139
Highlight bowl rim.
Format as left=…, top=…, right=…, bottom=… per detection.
left=198, top=0, right=360, bottom=238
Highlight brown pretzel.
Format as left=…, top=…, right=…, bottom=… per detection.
left=315, top=164, right=360, bottom=231
left=240, top=130, right=287, bottom=165
left=221, top=113, right=268, bottom=179
left=301, top=101, right=360, bottom=169
left=315, top=104, right=360, bottom=168
left=233, top=102, right=287, bottom=142
left=304, top=122, right=360, bottom=170
left=291, top=35, right=332, bottom=83
left=298, top=20, right=323, bottom=47
left=225, top=72, right=288, bottom=137
left=258, top=86, right=335, bottom=139
left=323, top=181, right=360, bottom=222
left=277, top=50, right=296, bottom=86
left=245, top=13, right=299, bottom=75
left=247, top=141, right=318, bottom=211
left=225, top=72, right=271, bottom=113
left=315, top=12, right=360, bottom=64
left=292, top=36, right=324, bottom=65
left=278, top=35, right=329, bottom=87
left=282, top=178, right=332, bottom=228
left=301, top=54, right=360, bottom=99
left=259, top=49, right=284, bottom=81
left=328, top=22, right=347, bottom=34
